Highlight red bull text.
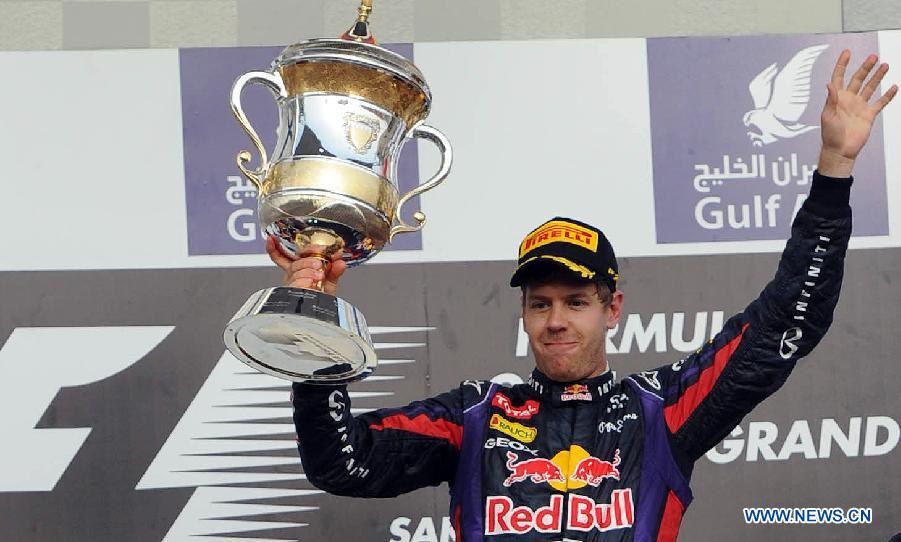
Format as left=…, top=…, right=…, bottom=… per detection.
left=485, top=490, right=634, bottom=535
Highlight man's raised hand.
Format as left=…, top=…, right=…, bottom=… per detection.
left=819, top=49, right=898, bottom=177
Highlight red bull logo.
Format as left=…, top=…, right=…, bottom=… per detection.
left=485, top=490, right=634, bottom=535
left=499, top=446, right=624, bottom=492
left=561, top=384, right=592, bottom=401
left=570, top=449, right=621, bottom=486
left=492, top=392, right=540, bottom=420
left=503, top=452, right=565, bottom=487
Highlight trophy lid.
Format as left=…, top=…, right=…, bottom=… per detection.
left=272, top=39, right=430, bottom=102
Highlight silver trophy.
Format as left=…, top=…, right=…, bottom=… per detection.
left=223, top=1, right=451, bottom=384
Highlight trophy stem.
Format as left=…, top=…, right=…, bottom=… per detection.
left=358, top=0, right=373, bottom=22
left=341, top=0, right=376, bottom=43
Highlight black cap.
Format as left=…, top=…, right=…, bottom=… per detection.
left=509, top=217, right=618, bottom=292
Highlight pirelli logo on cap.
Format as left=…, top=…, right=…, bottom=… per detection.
left=519, top=220, right=598, bottom=257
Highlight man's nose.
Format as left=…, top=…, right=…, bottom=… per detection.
left=545, top=303, right=568, bottom=331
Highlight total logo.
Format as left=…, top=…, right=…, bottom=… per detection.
left=492, top=392, right=540, bottom=420
left=485, top=490, right=634, bottom=536
left=560, top=384, right=592, bottom=402
left=502, top=446, right=621, bottom=492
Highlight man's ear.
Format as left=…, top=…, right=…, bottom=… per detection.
left=606, top=290, right=624, bottom=329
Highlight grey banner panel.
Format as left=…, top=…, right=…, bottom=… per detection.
left=0, top=247, right=898, bottom=541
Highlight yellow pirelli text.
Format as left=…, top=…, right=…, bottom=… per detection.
left=519, top=221, right=599, bottom=257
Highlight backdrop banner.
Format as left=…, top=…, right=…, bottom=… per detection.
left=0, top=246, right=898, bottom=541
left=1, top=29, right=899, bottom=542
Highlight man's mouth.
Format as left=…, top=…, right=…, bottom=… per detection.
left=543, top=341, right=579, bottom=353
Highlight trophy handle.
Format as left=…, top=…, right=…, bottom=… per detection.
left=230, top=70, right=288, bottom=190
left=389, top=123, right=453, bottom=241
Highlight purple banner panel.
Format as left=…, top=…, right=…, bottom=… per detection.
left=648, top=33, right=888, bottom=243
left=180, top=44, right=422, bottom=255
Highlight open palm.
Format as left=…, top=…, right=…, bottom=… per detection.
left=822, top=50, right=898, bottom=161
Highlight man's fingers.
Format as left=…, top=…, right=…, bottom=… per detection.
left=848, top=54, right=878, bottom=94
left=325, top=259, right=347, bottom=284
left=288, top=256, right=324, bottom=274
left=288, top=268, right=325, bottom=282
left=825, top=82, right=838, bottom=110
left=861, top=63, right=889, bottom=101
left=285, top=277, right=319, bottom=289
left=830, top=49, right=851, bottom=88
left=266, top=237, right=293, bottom=271
left=286, top=267, right=325, bottom=288
left=873, top=84, right=899, bottom=114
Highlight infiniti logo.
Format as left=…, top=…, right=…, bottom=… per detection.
left=779, top=327, right=803, bottom=360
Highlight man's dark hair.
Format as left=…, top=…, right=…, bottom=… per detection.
left=519, top=266, right=614, bottom=305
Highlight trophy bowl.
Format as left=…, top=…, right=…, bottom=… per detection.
left=223, top=36, right=452, bottom=384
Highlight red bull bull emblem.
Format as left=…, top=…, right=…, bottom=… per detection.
left=560, top=384, right=592, bottom=401
left=503, top=452, right=565, bottom=486
left=492, top=392, right=540, bottom=420
left=570, top=449, right=621, bottom=486
left=485, top=490, right=634, bottom=535
left=498, top=445, right=623, bottom=493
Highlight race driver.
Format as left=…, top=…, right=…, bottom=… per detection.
left=267, top=51, right=896, bottom=541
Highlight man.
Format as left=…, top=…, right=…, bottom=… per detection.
left=267, top=51, right=896, bottom=541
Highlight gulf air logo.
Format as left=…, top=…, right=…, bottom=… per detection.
left=502, top=445, right=621, bottom=492
left=519, top=221, right=598, bottom=257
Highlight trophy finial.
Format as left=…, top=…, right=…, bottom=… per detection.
left=340, top=0, right=376, bottom=44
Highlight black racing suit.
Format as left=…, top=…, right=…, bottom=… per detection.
left=292, top=172, right=852, bottom=541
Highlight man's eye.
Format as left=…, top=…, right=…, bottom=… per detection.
left=529, top=302, right=548, bottom=309
left=569, top=299, right=588, bottom=307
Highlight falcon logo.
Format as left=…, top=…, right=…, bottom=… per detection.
left=743, top=45, right=828, bottom=146
left=779, top=326, right=803, bottom=360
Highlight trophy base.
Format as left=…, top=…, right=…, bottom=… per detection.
left=224, top=287, right=376, bottom=384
